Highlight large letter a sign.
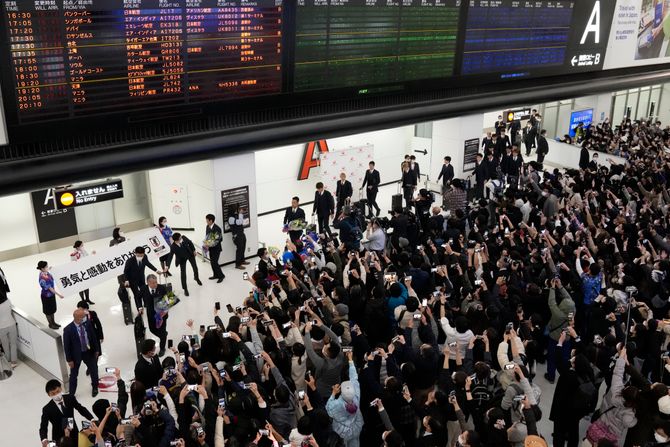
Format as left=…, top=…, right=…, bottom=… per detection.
left=298, top=140, right=329, bottom=180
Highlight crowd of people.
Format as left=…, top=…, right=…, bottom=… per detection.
left=13, top=115, right=670, bottom=447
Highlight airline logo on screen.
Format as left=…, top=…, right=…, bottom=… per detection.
left=298, top=140, right=329, bottom=181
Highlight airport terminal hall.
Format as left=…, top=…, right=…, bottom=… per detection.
left=6, top=1, right=670, bottom=447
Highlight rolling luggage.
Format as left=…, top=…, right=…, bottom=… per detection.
left=118, top=285, right=133, bottom=326
left=391, top=194, right=403, bottom=211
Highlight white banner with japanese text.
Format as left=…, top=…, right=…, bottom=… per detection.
left=51, top=227, right=169, bottom=297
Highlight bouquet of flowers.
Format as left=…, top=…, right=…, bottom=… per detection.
left=203, top=231, right=221, bottom=248
left=154, top=290, right=180, bottom=328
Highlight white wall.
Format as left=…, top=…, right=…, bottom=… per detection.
left=0, top=193, right=38, bottom=251
left=254, top=126, right=415, bottom=214
left=113, top=172, right=151, bottom=225
left=212, top=153, right=258, bottom=263
left=431, top=114, right=486, bottom=181
left=147, top=160, right=215, bottom=230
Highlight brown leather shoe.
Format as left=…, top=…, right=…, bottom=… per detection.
left=241, top=261, right=250, bottom=265
left=235, top=265, right=246, bottom=270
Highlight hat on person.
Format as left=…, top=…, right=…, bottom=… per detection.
left=335, top=304, right=349, bottom=317
left=659, top=395, right=670, bottom=415
left=398, top=237, right=409, bottom=249
left=325, top=262, right=337, bottom=275
left=341, top=381, right=355, bottom=402
left=524, top=435, right=547, bottom=447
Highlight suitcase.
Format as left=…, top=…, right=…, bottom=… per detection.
left=118, top=286, right=134, bottom=326
left=134, top=314, right=146, bottom=359
left=391, top=193, right=403, bottom=211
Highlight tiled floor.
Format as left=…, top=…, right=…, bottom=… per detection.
left=0, top=182, right=574, bottom=446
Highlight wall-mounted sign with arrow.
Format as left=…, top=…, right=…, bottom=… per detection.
left=414, top=149, right=427, bottom=155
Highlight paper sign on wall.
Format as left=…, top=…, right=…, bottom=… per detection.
left=319, top=145, right=374, bottom=194
left=50, top=227, right=169, bottom=297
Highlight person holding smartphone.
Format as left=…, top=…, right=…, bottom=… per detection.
left=170, top=232, right=202, bottom=297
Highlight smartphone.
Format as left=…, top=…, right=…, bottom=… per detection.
left=416, top=245, right=422, bottom=250
left=188, top=384, right=198, bottom=391
left=282, top=322, right=292, bottom=329
left=243, top=272, right=249, bottom=280
left=413, top=313, right=421, bottom=320
left=67, top=417, right=74, bottom=429
left=197, top=427, right=205, bottom=437
left=405, top=275, right=412, bottom=281
left=170, top=441, right=179, bottom=447
left=421, top=299, right=428, bottom=307
left=120, top=419, right=131, bottom=425
left=342, top=346, right=353, bottom=353
left=505, top=322, right=513, bottom=334
left=226, top=304, right=235, bottom=313
left=259, top=429, right=269, bottom=436
left=448, top=342, right=457, bottom=347
left=199, top=324, right=205, bottom=333
left=263, top=319, right=274, bottom=327
left=304, top=274, right=310, bottom=282
left=298, top=390, right=306, bottom=400
left=222, top=332, right=231, bottom=338
left=233, top=364, right=241, bottom=371
left=370, top=398, right=380, bottom=407
left=241, top=316, right=251, bottom=324
left=504, top=363, right=515, bottom=370
left=82, top=420, right=91, bottom=429
left=215, top=302, right=221, bottom=311
left=568, top=312, right=574, bottom=320
left=513, top=394, right=526, bottom=402
left=218, top=398, right=226, bottom=408
left=179, top=354, right=185, bottom=363
left=105, top=367, right=115, bottom=374
left=111, top=402, right=118, bottom=411
left=392, top=336, right=400, bottom=344
left=207, top=325, right=218, bottom=331
left=219, top=369, right=227, bottom=377
left=432, top=291, right=440, bottom=297
left=48, top=443, right=57, bottom=447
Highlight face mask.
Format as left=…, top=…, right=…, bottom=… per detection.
left=136, top=256, right=143, bottom=262
left=52, top=392, right=63, bottom=403
left=655, top=433, right=668, bottom=443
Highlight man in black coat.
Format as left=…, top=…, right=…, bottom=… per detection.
left=123, top=246, right=160, bottom=310
left=40, top=379, right=94, bottom=446
left=283, top=196, right=306, bottom=242
left=205, top=213, right=225, bottom=282
left=140, top=274, right=168, bottom=356
left=401, top=162, right=418, bottom=210
left=361, top=161, right=381, bottom=217
left=134, top=339, right=163, bottom=388
left=437, top=156, right=454, bottom=193
left=335, top=172, right=353, bottom=216
left=536, top=129, right=549, bottom=164
left=171, top=232, right=201, bottom=296
left=579, top=144, right=591, bottom=170
left=312, top=182, right=335, bottom=236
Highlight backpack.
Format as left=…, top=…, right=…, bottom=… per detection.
left=470, top=376, right=494, bottom=409
left=573, top=376, right=597, bottom=416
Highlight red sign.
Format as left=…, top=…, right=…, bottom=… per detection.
left=298, top=140, right=329, bottom=180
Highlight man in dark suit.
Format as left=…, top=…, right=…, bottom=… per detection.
left=134, top=339, right=163, bottom=388
left=496, top=129, right=512, bottom=158
left=494, top=114, right=505, bottom=136
left=335, top=172, right=353, bottom=216
left=283, top=196, right=306, bottom=242
left=124, top=246, right=160, bottom=310
left=409, top=155, right=421, bottom=180
left=140, top=274, right=168, bottom=356
left=361, top=161, right=381, bottom=217
left=536, top=129, right=549, bottom=164
left=312, top=182, right=335, bottom=236
left=481, top=131, right=494, bottom=152
left=472, top=153, right=486, bottom=199
left=171, top=232, right=201, bottom=297
left=63, top=308, right=101, bottom=396
left=579, top=144, right=591, bottom=170
left=401, top=162, right=418, bottom=210
left=437, top=156, right=454, bottom=193
left=40, top=379, right=93, bottom=446
left=205, top=213, right=224, bottom=282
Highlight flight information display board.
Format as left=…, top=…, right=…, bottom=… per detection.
left=2, top=0, right=283, bottom=124
left=294, top=0, right=461, bottom=91
left=462, top=0, right=575, bottom=75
